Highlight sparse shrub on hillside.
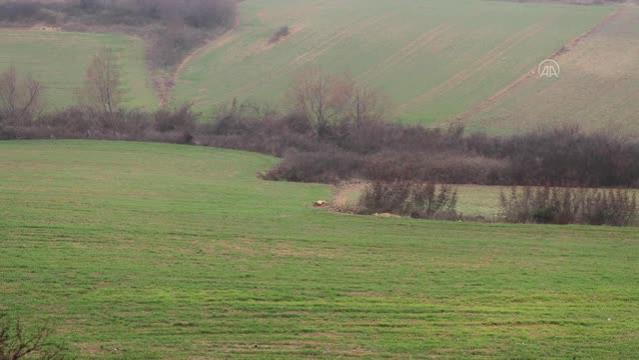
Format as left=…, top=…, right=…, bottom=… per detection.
left=499, top=187, right=638, bottom=226
left=269, top=26, right=290, bottom=44
left=0, top=313, right=69, bottom=360
left=358, top=181, right=459, bottom=220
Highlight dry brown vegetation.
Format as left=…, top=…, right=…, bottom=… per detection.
left=2, top=66, right=639, bottom=196
left=500, top=187, right=638, bottom=226
left=358, top=181, right=460, bottom=220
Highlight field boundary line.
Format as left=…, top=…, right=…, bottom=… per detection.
left=452, top=5, right=626, bottom=123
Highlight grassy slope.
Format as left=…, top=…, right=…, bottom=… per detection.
left=0, top=29, right=157, bottom=110
left=464, top=5, right=639, bottom=136
left=1, top=141, right=638, bottom=359
left=172, top=0, right=610, bottom=124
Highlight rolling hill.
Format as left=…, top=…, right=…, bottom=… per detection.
left=171, top=0, right=612, bottom=124
left=1, top=140, right=638, bottom=358
left=462, top=5, right=639, bottom=136
left=0, top=29, right=157, bottom=110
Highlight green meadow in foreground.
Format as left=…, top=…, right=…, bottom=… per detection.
left=173, top=0, right=611, bottom=123
left=0, top=30, right=157, bottom=110
left=1, top=141, right=638, bottom=358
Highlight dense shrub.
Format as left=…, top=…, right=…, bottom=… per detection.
left=358, top=181, right=459, bottom=220
left=0, top=106, right=198, bottom=144
left=499, top=187, right=638, bottom=226
left=474, top=127, right=639, bottom=188
left=4, top=99, right=639, bottom=190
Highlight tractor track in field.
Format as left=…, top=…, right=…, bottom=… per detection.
left=359, top=23, right=452, bottom=82
left=453, top=5, right=627, bottom=123
left=204, top=10, right=401, bottom=108
left=398, top=23, right=545, bottom=113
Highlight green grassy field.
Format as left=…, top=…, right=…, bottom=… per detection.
left=0, top=29, right=157, bottom=110
left=463, top=5, right=639, bottom=136
left=172, top=0, right=611, bottom=124
left=1, top=141, right=638, bottom=358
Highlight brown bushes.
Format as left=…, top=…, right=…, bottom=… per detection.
left=0, top=106, right=198, bottom=144
left=4, top=99, right=639, bottom=191
left=500, top=187, right=638, bottom=226
left=358, top=181, right=459, bottom=220
left=473, top=127, right=639, bottom=188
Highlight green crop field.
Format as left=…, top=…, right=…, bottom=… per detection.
left=463, top=5, right=639, bottom=137
left=0, top=29, right=157, bottom=110
left=171, top=0, right=612, bottom=124
left=1, top=140, right=638, bottom=358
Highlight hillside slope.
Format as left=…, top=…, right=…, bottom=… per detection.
left=1, top=141, right=638, bottom=358
left=0, top=29, right=157, bottom=109
left=172, top=0, right=611, bottom=124
left=463, top=5, right=639, bottom=136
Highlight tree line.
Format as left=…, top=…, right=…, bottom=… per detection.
left=2, top=61, right=639, bottom=191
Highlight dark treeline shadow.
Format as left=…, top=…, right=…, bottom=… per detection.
left=2, top=102, right=639, bottom=190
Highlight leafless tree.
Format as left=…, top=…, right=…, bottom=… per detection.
left=0, top=66, right=44, bottom=125
left=0, top=313, right=67, bottom=360
left=288, top=66, right=335, bottom=136
left=78, top=47, right=122, bottom=114
left=348, top=82, right=387, bottom=126
left=288, top=67, right=387, bottom=135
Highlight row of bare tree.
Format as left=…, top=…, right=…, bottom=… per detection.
left=2, top=52, right=388, bottom=138
left=0, top=48, right=121, bottom=125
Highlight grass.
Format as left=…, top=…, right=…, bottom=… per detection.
left=0, top=29, right=158, bottom=110
left=1, top=140, right=638, bottom=358
left=464, top=5, right=639, bottom=137
left=172, top=0, right=611, bottom=124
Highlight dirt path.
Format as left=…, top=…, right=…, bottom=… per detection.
left=157, top=18, right=241, bottom=106
left=452, top=5, right=627, bottom=123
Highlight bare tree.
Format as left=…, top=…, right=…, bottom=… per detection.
left=287, top=67, right=387, bottom=136
left=0, top=313, right=67, bottom=360
left=348, top=82, right=387, bottom=126
left=0, top=66, right=44, bottom=125
left=79, top=47, right=122, bottom=114
left=288, top=67, right=336, bottom=136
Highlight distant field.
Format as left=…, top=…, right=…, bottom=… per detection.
left=463, top=5, right=639, bottom=136
left=172, top=0, right=611, bottom=124
left=0, top=29, right=157, bottom=110
left=1, top=140, right=638, bottom=358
